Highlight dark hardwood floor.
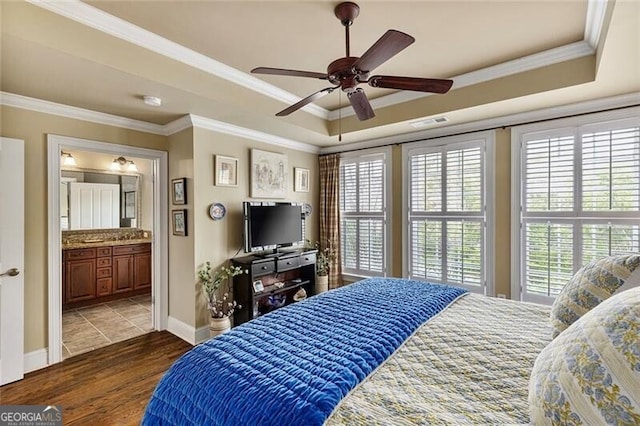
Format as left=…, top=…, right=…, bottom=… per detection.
left=0, top=331, right=191, bottom=425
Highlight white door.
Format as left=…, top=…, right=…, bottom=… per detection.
left=69, top=182, right=119, bottom=229
left=0, top=137, right=25, bottom=385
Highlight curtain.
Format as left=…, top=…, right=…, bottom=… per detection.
left=319, top=153, right=342, bottom=289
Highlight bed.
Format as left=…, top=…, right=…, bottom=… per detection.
left=142, top=277, right=554, bottom=425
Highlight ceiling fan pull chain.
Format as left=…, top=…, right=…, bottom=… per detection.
left=339, top=91, right=343, bottom=142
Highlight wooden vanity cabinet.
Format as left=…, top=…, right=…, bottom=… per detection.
left=63, top=243, right=151, bottom=309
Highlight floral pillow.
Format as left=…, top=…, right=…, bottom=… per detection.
left=550, top=254, right=640, bottom=338
left=529, top=286, right=640, bottom=425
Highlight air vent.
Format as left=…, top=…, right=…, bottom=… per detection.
left=409, top=116, right=449, bottom=128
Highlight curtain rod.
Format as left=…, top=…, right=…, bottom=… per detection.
left=319, top=103, right=640, bottom=156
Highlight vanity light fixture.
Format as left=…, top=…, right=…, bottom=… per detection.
left=111, top=156, right=138, bottom=172
left=61, top=151, right=76, bottom=166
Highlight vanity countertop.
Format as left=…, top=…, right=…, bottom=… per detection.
left=62, top=238, right=152, bottom=250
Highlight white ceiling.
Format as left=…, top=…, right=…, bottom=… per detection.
left=1, top=0, right=639, bottom=148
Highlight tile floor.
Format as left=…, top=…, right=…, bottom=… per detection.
left=62, top=294, right=152, bottom=359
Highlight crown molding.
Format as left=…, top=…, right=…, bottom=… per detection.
left=0, top=91, right=167, bottom=135
left=30, top=0, right=607, bottom=124
left=1, top=91, right=321, bottom=153
left=27, top=0, right=330, bottom=120
left=187, top=115, right=320, bottom=154
left=320, top=92, right=640, bottom=154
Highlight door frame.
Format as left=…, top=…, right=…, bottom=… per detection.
left=47, top=135, right=168, bottom=365
left=0, top=137, right=25, bottom=385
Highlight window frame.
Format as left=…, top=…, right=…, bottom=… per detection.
left=339, top=146, right=392, bottom=280
left=511, top=107, right=640, bottom=304
left=402, top=131, right=495, bottom=295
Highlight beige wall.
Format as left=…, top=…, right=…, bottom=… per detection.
left=0, top=105, right=168, bottom=353
left=192, top=128, right=319, bottom=328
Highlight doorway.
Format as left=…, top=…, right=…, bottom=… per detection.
left=47, top=135, right=168, bottom=365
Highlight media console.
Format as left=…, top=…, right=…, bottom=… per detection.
left=232, top=249, right=317, bottom=326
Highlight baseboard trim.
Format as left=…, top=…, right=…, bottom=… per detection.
left=194, top=326, right=210, bottom=345
left=24, top=348, right=48, bottom=374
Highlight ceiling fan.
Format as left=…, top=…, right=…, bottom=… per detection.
left=252, top=1, right=453, bottom=121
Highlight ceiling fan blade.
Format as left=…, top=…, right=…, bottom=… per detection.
left=252, top=67, right=328, bottom=80
left=353, top=30, right=415, bottom=73
left=276, top=87, right=336, bottom=117
left=347, top=89, right=375, bottom=121
left=368, top=75, right=453, bottom=94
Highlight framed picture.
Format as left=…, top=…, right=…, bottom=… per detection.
left=172, top=209, right=188, bottom=236
left=215, top=155, right=238, bottom=187
left=251, top=149, right=288, bottom=198
left=172, top=178, right=187, bottom=205
left=252, top=279, right=264, bottom=293
left=294, top=168, right=310, bottom=192
left=124, top=191, right=136, bottom=219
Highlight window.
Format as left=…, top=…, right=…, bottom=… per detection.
left=404, top=133, right=494, bottom=294
left=513, top=112, right=640, bottom=304
left=339, top=148, right=391, bottom=277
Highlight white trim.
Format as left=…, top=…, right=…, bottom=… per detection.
left=189, top=115, right=320, bottom=154
left=585, top=0, right=608, bottom=49
left=0, top=92, right=320, bottom=154
left=328, top=41, right=595, bottom=120
left=24, top=349, right=48, bottom=374
left=321, top=92, right=640, bottom=155
left=339, top=146, right=393, bottom=278
left=28, top=0, right=606, bottom=123
left=166, top=316, right=209, bottom=345
left=1, top=92, right=166, bottom=135
left=47, top=135, right=169, bottom=365
left=509, top=106, right=640, bottom=302
left=402, top=131, right=495, bottom=296
left=27, top=0, right=329, bottom=119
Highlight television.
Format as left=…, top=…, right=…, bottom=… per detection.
left=243, top=202, right=304, bottom=254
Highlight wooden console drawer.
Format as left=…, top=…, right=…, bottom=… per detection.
left=277, top=256, right=300, bottom=272
left=64, top=248, right=96, bottom=261
left=113, top=243, right=151, bottom=256
left=300, top=253, right=316, bottom=266
left=251, top=261, right=275, bottom=277
left=97, top=267, right=112, bottom=278
left=97, top=257, right=112, bottom=267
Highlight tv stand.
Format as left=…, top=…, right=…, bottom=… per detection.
left=232, top=249, right=317, bottom=326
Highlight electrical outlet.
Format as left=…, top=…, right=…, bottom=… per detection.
left=497, top=293, right=506, bottom=299
left=143, top=232, right=149, bottom=238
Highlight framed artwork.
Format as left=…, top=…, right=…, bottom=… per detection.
left=251, top=149, right=288, bottom=198
left=172, top=178, right=187, bottom=205
left=294, top=168, right=310, bottom=192
left=124, top=191, right=136, bottom=219
left=172, top=209, right=188, bottom=236
left=215, top=155, right=238, bottom=187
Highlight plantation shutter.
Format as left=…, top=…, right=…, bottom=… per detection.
left=407, top=140, right=487, bottom=293
left=517, top=117, right=640, bottom=304
left=340, top=153, right=387, bottom=276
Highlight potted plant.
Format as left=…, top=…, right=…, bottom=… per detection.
left=311, top=240, right=336, bottom=294
left=198, top=261, right=247, bottom=337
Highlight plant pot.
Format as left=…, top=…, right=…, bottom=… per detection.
left=315, top=274, right=329, bottom=294
left=209, top=316, right=231, bottom=338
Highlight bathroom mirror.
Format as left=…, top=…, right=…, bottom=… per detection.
left=61, top=168, right=141, bottom=230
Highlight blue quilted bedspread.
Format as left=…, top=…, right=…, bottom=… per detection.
left=142, top=278, right=467, bottom=425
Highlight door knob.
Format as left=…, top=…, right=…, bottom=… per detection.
left=0, top=268, right=19, bottom=277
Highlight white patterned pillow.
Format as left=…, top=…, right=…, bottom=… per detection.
left=550, top=254, right=640, bottom=338
left=529, top=287, right=640, bottom=425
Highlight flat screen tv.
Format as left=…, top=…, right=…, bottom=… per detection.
left=243, top=202, right=304, bottom=254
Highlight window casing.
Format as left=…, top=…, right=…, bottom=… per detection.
left=339, top=148, right=391, bottom=278
left=512, top=112, right=640, bottom=304
left=404, top=132, right=494, bottom=295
